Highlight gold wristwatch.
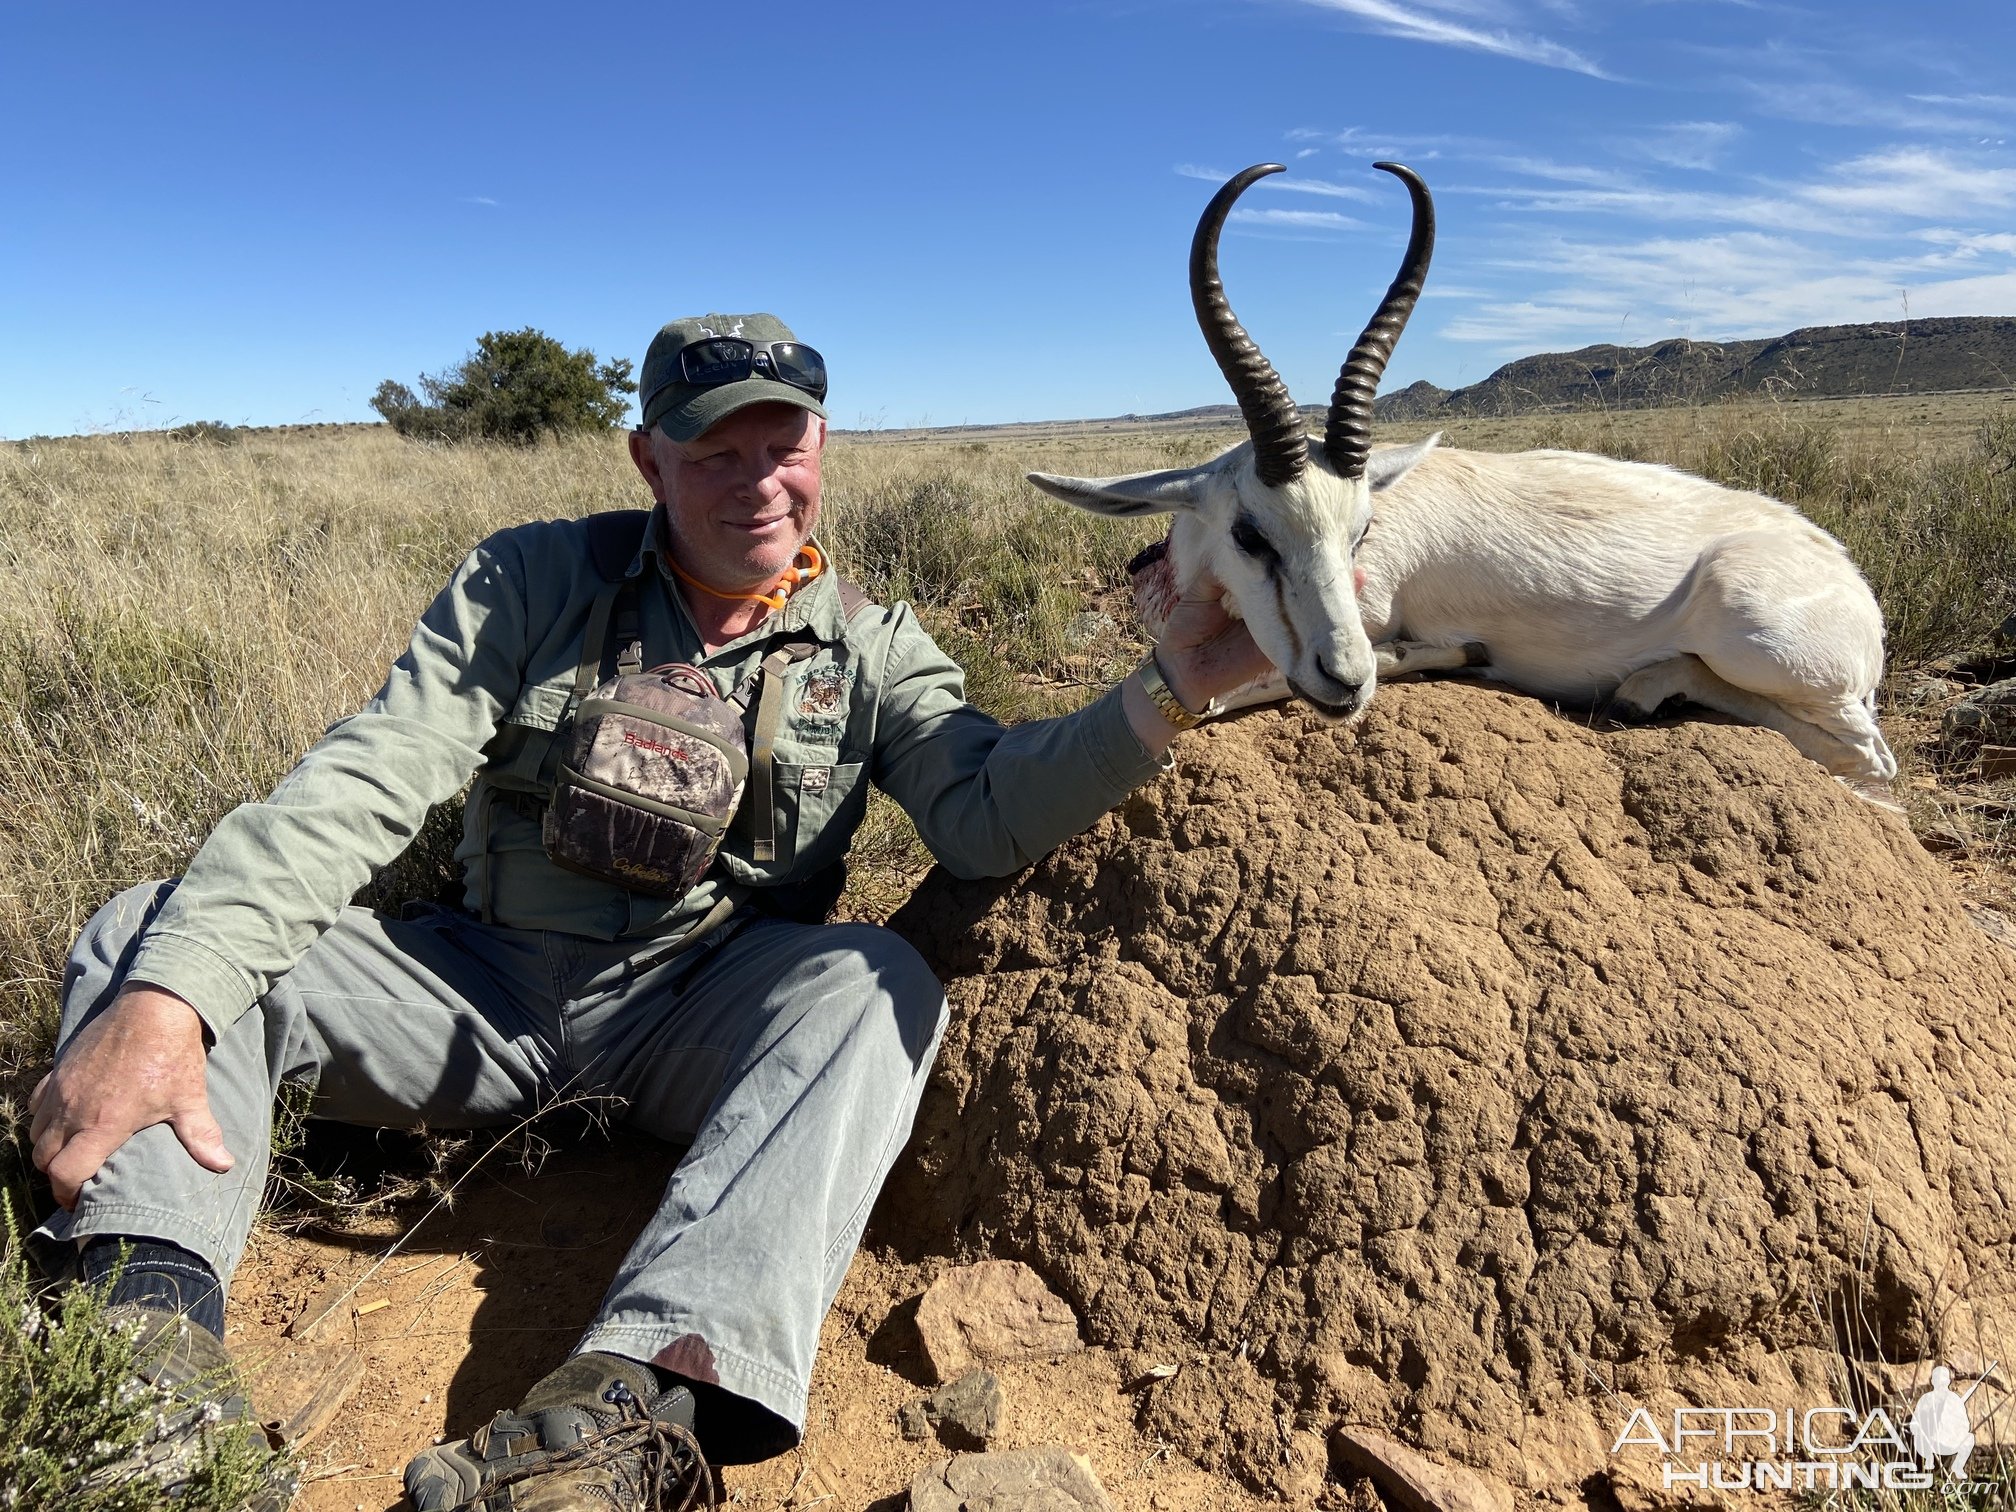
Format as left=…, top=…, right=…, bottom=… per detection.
left=1138, top=651, right=1210, bottom=730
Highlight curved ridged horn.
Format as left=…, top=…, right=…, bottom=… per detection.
left=1325, top=162, right=1435, bottom=481
left=1192, top=163, right=1308, bottom=487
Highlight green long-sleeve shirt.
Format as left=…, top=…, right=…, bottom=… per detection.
left=127, top=507, right=1167, bottom=1038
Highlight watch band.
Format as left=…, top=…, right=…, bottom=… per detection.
left=1138, top=651, right=1207, bottom=730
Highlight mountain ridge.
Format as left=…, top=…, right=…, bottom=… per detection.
left=1069, top=316, right=2014, bottom=431
left=1372, top=315, right=2016, bottom=420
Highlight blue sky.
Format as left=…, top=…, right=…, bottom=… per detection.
left=3, top=0, right=2011, bottom=438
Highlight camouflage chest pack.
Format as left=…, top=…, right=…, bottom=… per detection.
left=532, top=509, right=868, bottom=905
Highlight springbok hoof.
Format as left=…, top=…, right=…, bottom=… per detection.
left=1462, top=641, right=1489, bottom=667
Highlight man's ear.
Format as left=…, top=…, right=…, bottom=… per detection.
left=628, top=427, right=666, bottom=499
left=1026, top=462, right=1219, bottom=518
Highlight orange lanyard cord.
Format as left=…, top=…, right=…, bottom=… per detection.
left=666, top=543, right=824, bottom=612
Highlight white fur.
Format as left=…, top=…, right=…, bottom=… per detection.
left=1028, top=441, right=1392, bottom=719
left=1030, top=433, right=1898, bottom=785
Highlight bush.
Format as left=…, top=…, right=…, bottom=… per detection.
left=0, top=1201, right=287, bottom=1510
left=372, top=328, right=637, bottom=446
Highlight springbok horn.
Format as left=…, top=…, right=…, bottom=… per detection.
left=1325, top=162, right=1435, bottom=481
left=1192, top=163, right=1308, bottom=488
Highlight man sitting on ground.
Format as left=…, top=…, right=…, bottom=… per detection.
left=29, top=312, right=1269, bottom=1508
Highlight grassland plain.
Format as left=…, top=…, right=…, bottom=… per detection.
left=1, top=390, right=2013, bottom=1508
left=6, top=392, right=2016, bottom=1088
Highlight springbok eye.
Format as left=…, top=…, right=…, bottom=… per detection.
left=1353, top=515, right=1374, bottom=549
left=1230, top=514, right=1278, bottom=564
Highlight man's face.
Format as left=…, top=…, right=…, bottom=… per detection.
left=629, top=403, right=825, bottom=592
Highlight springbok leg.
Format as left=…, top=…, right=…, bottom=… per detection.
left=1611, top=654, right=1897, bottom=801
left=1377, top=640, right=1488, bottom=679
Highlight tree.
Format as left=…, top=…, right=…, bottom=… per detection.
left=372, top=328, right=637, bottom=445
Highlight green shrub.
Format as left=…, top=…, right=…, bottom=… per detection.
left=839, top=475, right=986, bottom=607
left=0, top=1202, right=286, bottom=1510
left=373, top=329, right=637, bottom=447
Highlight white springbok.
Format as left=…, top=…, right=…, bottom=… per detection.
left=1026, top=163, right=1897, bottom=789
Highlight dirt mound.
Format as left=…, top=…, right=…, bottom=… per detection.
left=881, top=682, right=2016, bottom=1499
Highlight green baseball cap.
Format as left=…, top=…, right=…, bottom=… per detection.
left=639, top=312, right=830, bottom=441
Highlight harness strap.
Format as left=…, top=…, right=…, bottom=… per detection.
left=747, top=644, right=814, bottom=863
left=583, top=508, right=652, bottom=583
left=572, top=583, right=623, bottom=704
left=621, top=890, right=744, bottom=974
left=478, top=784, right=500, bottom=925
left=613, top=584, right=643, bottom=678
left=730, top=586, right=875, bottom=865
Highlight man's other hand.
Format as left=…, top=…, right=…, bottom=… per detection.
left=29, top=985, right=232, bottom=1210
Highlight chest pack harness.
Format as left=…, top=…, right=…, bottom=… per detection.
left=480, top=509, right=869, bottom=929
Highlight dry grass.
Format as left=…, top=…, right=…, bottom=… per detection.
left=2, top=394, right=2012, bottom=1075
left=0, top=426, right=1168, bottom=1074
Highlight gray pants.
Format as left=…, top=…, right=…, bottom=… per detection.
left=36, top=881, right=948, bottom=1461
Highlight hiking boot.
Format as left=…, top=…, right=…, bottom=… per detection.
left=405, top=1351, right=712, bottom=1511
left=83, top=1304, right=297, bottom=1511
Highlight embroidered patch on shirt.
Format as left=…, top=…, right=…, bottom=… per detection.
left=799, top=766, right=832, bottom=795
left=799, top=665, right=851, bottom=718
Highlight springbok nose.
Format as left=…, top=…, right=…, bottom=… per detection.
left=1317, top=655, right=1363, bottom=704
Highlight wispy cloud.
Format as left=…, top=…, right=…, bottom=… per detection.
left=1270, top=177, right=1380, bottom=202
left=1909, top=92, right=2016, bottom=111
left=1256, top=37, right=2016, bottom=374
left=1286, top=125, right=1515, bottom=161
left=1286, top=0, right=1612, bottom=78
left=1731, top=73, right=2008, bottom=135
left=1440, top=176, right=1827, bottom=235
left=1914, top=228, right=2016, bottom=259
left=1438, top=145, right=2016, bottom=236
left=1176, top=164, right=1382, bottom=202
left=1482, top=154, right=1639, bottom=188
left=462, top=195, right=500, bottom=207
left=1622, top=120, right=1743, bottom=172
left=1230, top=207, right=1368, bottom=229
left=1799, top=147, right=2016, bottom=217
left=1439, top=220, right=2016, bottom=350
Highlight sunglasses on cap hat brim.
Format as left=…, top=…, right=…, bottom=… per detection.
left=639, top=337, right=829, bottom=419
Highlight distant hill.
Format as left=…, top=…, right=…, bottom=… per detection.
left=832, top=315, right=2015, bottom=443
left=1372, top=316, right=2016, bottom=421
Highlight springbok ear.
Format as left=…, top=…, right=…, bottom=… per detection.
left=1026, top=463, right=1217, bottom=518
left=1365, top=432, right=1440, bottom=493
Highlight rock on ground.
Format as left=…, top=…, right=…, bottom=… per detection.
left=880, top=683, right=2016, bottom=1498
left=909, top=1446, right=1114, bottom=1511
left=914, top=1260, right=1083, bottom=1382
left=899, top=1367, right=1004, bottom=1449
left=1943, top=676, right=2016, bottom=753
left=1333, top=1427, right=1513, bottom=1512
